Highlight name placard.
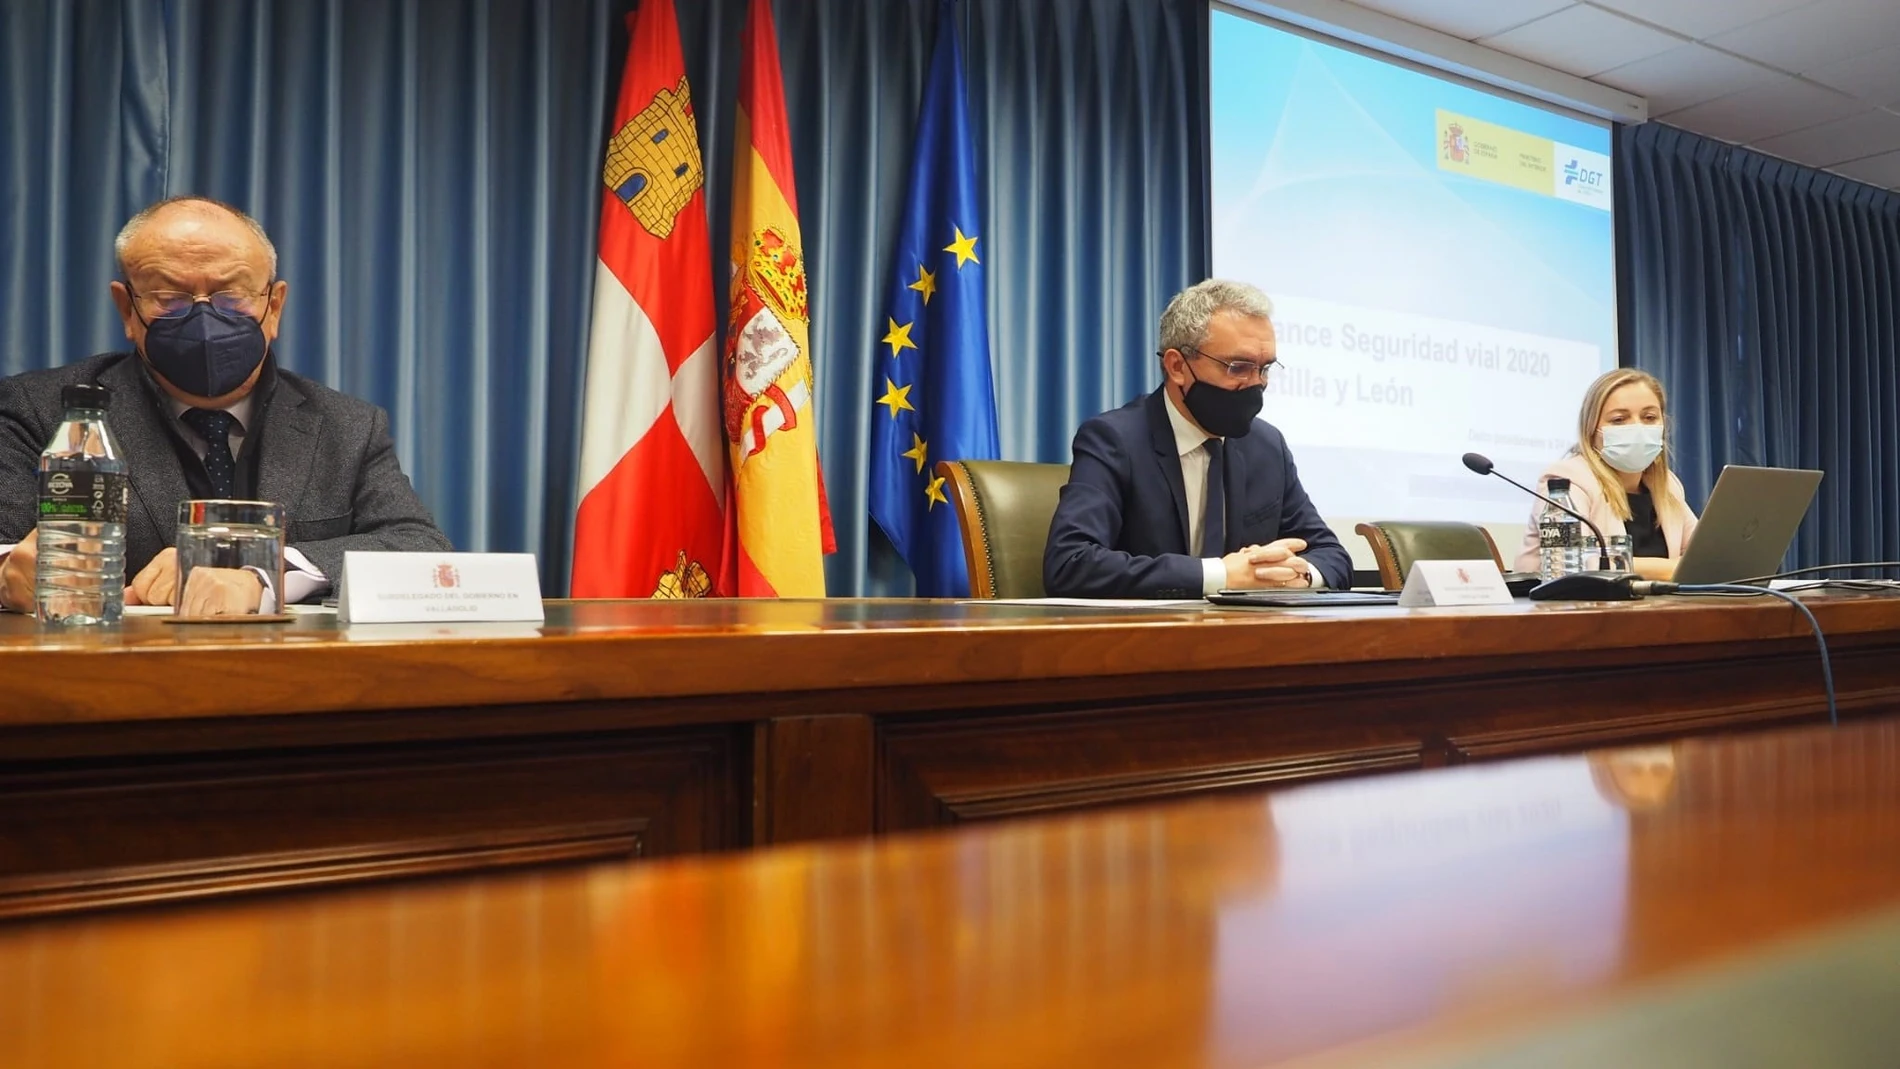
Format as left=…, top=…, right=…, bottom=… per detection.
left=1396, top=559, right=1515, bottom=608
left=337, top=552, right=545, bottom=624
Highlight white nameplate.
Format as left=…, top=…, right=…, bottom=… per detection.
left=1397, top=559, right=1514, bottom=608
left=337, top=551, right=545, bottom=624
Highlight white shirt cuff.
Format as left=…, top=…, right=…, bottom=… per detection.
left=283, top=547, right=328, bottom=604
left=1201, top=557, right=1226, bottom=596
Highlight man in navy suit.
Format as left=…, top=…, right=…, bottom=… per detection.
left=1044, top=280, right=1349, bottom=598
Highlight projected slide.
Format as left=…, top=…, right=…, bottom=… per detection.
left=1211, top=11, right=1618, bottom=522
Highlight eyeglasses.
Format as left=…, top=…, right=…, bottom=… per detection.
left=126, top=285, right=273, bottom=320
left=1181, top=346, right=1280, bottom=383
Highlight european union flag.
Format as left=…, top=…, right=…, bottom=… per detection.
left=869, top=0, right=999, bottom=598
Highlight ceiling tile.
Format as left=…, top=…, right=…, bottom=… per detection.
left=1595, top=43, right=1780, bottom=113
left=1658, top=75, right=1863, bottom=142
left=1586, top=0, right=1821, bottom=40
left=1479, top=5, right=1685, bottom=76
left=1706, top=0, right=1900, bottom=74
left=1347, top=0, right=1575, bottom=41
left=1805, top=45, right=1900, bottom=103
left=1830, top=147, right=1900, bottom=187
left=1750, top=108, right=1900, bottom=166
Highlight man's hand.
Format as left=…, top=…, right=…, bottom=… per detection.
left=126, top=547, right=180, bottom=607
left=1221, top=538, right=1314, bottom=589
left=177, top=566, right=265, bottom=617
left=1, top=529, right=39, bottom=613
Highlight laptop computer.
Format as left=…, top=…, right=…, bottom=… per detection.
left=1207, top=589, right=1401, bottom=607
left=1671, top=465, right=1824, bottom=585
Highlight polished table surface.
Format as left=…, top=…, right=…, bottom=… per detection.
left=3, top=594, right=1896, bottom=724
left=3, top=716, right=1897, bottom=1068
left=7, top=593, right=1900, bottom=919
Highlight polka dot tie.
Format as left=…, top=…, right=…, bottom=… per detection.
left=181, top=408, right=238, bottom=498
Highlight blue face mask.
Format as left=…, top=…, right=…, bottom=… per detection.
left=1599, top=422, right=1665, bottom=474
left=139, top=302, right=269, bottom=398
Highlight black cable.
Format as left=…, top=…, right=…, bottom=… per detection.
left=1643, top=582, right=1837, bottom=726
left=1730, top=561, right=1900, bottom=584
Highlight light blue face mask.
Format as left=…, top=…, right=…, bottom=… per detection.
left=1599, top=422, right=1664, bottom=473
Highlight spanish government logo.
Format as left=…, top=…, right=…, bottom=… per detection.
left=432, top=563, right=461, bottom=589
left=1442, top=123, right=1469, bottom=165
left=602, top=77, right=704, bottom=239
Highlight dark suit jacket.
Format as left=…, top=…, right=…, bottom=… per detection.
left=1043, top=387, right=1350, bottom=598
left=0, top=353, right=452, bottom=593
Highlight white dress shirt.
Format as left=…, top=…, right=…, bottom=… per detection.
left=1160, top=392, right=1230, bottom=596
left=1162, top=391, right=1320, bottom=594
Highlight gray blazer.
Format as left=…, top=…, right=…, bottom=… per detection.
left=0, top=353, right=452, bottom=589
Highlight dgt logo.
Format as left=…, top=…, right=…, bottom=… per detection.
left=1564, top=158, right=1604, bottom=188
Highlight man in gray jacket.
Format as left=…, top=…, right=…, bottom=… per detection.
left=0, top=195, right=450, bottom=614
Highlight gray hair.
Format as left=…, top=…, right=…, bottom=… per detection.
left=114, top=196, right=278, bottom=278
left=1157, top=279, right=1275, bottom=354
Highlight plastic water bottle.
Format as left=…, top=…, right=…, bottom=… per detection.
left=1537, top=477, right=1585, bottom=580
left=35, top=384, right=129, bottom=626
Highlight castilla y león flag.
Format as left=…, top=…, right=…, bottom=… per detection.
left=722, top=0, right=836, bottom=597
left=573, top=0, right=731, bottom=599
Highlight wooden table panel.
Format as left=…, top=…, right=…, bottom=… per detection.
left=3, top=595, right=1898, bottom=916
left=3, top=717, right=1897, bottom=1067
left=0, top=725, right=742, bottom=917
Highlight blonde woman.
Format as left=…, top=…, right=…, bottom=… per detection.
left=1513, top=369, right=1699, bottom=580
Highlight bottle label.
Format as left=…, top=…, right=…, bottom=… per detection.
left=1539, top=519, right=1564, bottom=548
left=39, top=470, right=129, bottom=524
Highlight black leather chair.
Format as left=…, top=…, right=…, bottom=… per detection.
left=1354, top=520, right=1505, bottom=591
left=936, top=460, right=1071, bottom=598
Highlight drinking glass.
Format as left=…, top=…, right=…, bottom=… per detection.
left=174, top=500, right=285, bottom=617
left=1606, top=533, right=1633, bottom=572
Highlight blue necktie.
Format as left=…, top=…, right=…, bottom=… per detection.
left=1201, top=438, right=1226, bottom=557
left=181, top=408, right=238, bottom=498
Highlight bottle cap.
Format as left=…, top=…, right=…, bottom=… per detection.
left=1547, top=477, right=1571, bottom=493
left=60, top=384, right=112, bottom=412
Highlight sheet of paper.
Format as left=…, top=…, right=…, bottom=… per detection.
left=123, top=603, right=335, bottom=617
left=976, top=598, right=1212, bottom=609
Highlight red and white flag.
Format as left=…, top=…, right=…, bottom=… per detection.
left=573, top=0, right=731, bottom=599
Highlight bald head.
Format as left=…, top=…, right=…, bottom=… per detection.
left=114, top=196, right=277, bottom=283
left=107, top=196, right=290, bottom=407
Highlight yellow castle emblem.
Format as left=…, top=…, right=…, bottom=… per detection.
left=603, top=77, right=704, bottom=239
left=652, top=550, right=713, bottom=599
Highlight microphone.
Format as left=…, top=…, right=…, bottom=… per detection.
left=1462, top=452, right=1612, bottom=571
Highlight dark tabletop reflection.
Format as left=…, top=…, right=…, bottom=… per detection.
left=3, top=720, right=1900, bottom=1068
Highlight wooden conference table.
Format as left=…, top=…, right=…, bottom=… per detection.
left=3, top=716, right=1899, bottom=1067
left=3, top=592, right=1899, bottom=918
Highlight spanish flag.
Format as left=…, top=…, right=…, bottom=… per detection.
left=573, top=0, right=729, bottom=599
left=723, top=0, right=836, bottom=597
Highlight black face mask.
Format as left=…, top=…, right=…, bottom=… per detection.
left=138, top=302, right=269, bottom=398
left=1180, top=360, right=1264, bottom=438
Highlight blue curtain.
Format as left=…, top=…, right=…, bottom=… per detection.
left=2, top=0, right=1208, bottom=595
left=1619, top=122, right=1900, bottom=570
left=2, top=0, right=611, bottom=592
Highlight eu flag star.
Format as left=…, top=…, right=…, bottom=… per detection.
left=882, top=317, right=918, bottom=357
left=924, top=474, right=948, bottom=509
left=877, top=378, right=915, bottom=419
left=902, top=433, right=928, bottom=473
left=943, top=226, right=980, bottom=269
left=908, top=264, right=937, bottom=305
